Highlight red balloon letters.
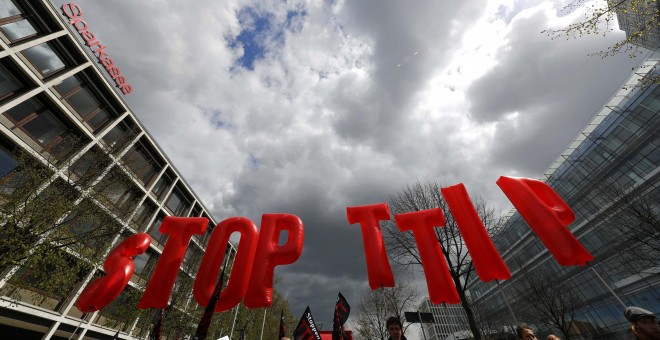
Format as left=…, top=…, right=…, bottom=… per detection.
left=348, top=178, right=591, bottom=303
left=77, top=177, right=591, bottom=311
left=76, top=233, right=152, bottom=312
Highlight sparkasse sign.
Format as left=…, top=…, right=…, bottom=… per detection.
left=62, top=3, right=133, bottom=95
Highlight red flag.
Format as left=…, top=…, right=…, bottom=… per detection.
left=193, top=268, right=226, bottom=340
left=332, top=292, right=350, bottom=340
left=293, top=306, right=321, bottom=340
left=279, top=310, right=287, bottom=339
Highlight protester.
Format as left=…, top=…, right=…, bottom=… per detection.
left=386, top=316, right=407, bottom=340
left=546, top=335, right=560, bottom=340
left=624, top=306, right=660, bottom=340
left=516, top=323, right=537, bottom=340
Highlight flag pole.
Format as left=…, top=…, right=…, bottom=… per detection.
left=67, top=319, right=85, bottom=340
left=496, top=280, right=518, bottom=325
left=259, top=308, right=268, bottom=340
left=193, top=267, right=227, bottom=340
left=588, top=262, right=627, bottom=310
left=230, top=303, right=240, bottom=337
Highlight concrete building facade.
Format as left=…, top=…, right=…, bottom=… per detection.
left=0, top=1, right=236, bottom=339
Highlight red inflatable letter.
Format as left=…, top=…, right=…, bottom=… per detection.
left=496, top=176, right=593, bottom=266
left=395, top=208, right=460, bottom=304
left=194, top=217, right=258, bottom=312
left=138, top=217, right=208, bottom=308
left=244, top=214, right=304, bottom=308
left=76, top=233, right=151, bottom=312
left=346, top=203, right=394, bottom=290
left=441, top=184, right=510, bottom=281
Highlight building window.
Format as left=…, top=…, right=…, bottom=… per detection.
left=132, top=200, right=156, bottom=229
left=101, top=120, right=136, bottom=153
left=55, top=74, right=118, bottom=131
left=68, top=146, right=110, bottom=183
left=0, top=1, right=40, bottom=44
left=3, top=97, right=80, bottom=156
left=147, top=214, right=166, bottom=245
left=122, top=143, right=160, bottom=186
left=21, top=42, right=66, bottom=77
left=0, top=61, right=28, bottom=101
left=133, top=250, right=158, bottom=280
left=151, top=172, right=173, bottom=201
left=0, top=142, right=17, bottom=178
left=166, top=188, right=190, bottom=216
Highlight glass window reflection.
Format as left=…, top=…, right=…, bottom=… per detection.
left=0, top=1, right=21, bottom=19
left=22, top=43, right=65, bottom=77
left=0, top=19, right=36, bottom=42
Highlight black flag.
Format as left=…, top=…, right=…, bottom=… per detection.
left=293, top=306, right=321, bottom=340
left=193, top=268, right=226, bottom=340
left=279, top=309, right=287, bottom=339
left=332, top=292, right=350, bottom=340
left=149, top=309, right=163, bottom=340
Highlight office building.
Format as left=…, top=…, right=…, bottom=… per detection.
left=612, top=0, right=660, bottom=50
left=0, top=1, right=236, bottom=339
left=418, top=298, right=471, bottom=340
left=469, top=51, right=660, bottom=339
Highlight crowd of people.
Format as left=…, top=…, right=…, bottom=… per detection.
left=386, top=304, right=659, bottom=340
left=281, top=305, right=658, bottom=339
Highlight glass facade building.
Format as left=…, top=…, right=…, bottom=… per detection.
left=0, top=1, right=236, bottom=339
left=468, top=52, right=660, bottom=339
left=418, top=298, right=471, bottom=340
left=612, top=0, right=660, bottom=50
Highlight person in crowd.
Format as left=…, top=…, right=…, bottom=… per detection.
left=516, top=323, right=537, bottom=340
left=546, top=335, right=560, bottom=340
left=625, top=306, right=660, bottom=340
left=386, top=316, right=407, bottom=340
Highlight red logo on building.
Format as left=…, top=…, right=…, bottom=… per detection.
left=62, top=3, right=132, bottom=95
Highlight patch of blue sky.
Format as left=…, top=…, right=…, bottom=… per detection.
left=228, top=6, right=306, bottom=70
left=248, top=154, right=260, bottom=170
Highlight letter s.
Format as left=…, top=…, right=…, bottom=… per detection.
left=75, top=233, right=151, bottom=312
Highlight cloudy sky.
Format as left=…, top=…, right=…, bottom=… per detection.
left=51, top=0, right=645, bottom=337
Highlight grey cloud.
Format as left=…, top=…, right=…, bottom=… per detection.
left=468, top=7, right=642, bottom=174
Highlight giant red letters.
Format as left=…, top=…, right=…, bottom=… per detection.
left=81, top=177, right=592, bottom=310
left=138, top=217, right=209, bottom=308
left=395, top=208, right=460, bottom=304
left=245, top=214, right=305, bottom=308
left=76, top=233, right=151, bottom=312
left=346, top=204, right=395, bottom=290
left=496, top=176, right=593, bottom=266
left=441, top=184, right=510, bottom=281
left=193, top=217, right=258, bottom=312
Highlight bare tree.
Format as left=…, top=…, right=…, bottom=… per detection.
left=513, top=265, right=581, bottom=340
left=383, top=181, right=503, bottom=340
left=600, top=182, right=660, bottom=263
left=354, top=284, right=418, bottom=340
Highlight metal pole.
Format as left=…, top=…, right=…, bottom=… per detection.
left=496, top=280, right=518, bottom=325
left=230, top=304, right=240, bottom=339
left=259, top=308, right=268, bottom=340
left=417, top=310, right=428, bottom=340
left=588, top=262, right=627, bottom=310
left=67, top=319, right=85, bottom=340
